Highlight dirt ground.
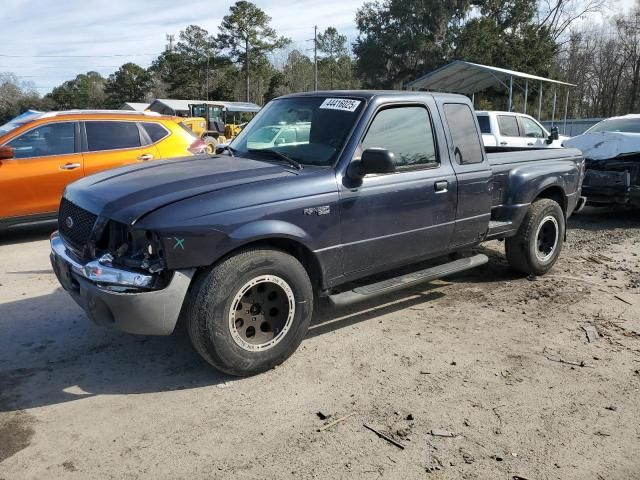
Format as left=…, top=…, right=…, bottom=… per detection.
left=1, top=208, right=639, bottom=480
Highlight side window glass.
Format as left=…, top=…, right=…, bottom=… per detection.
left=497, top=115, right=520, bottom=137
left=7, top=122, right=76, bottom=159
left=361, top=106, right=437, bottom=169
left=141, top=122, right=170, bottom=143
left=521, top=117, right=545, bottom=138
left=443, top=103, right=484, bottom=165
left=476, top=115, right=491, bottom=134
left=86, top=121, right=141, bottom=152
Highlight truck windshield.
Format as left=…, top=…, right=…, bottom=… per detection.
left=230, top=96, right=364, bottom=167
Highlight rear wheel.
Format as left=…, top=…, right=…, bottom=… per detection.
left=187, top=248, right=313, bottom=376
left=203, top=136, right=217, bottom=154
left=505, top=198, right=565, bottom=275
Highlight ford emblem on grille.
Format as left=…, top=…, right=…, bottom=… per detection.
left=65, top=216, right=74, bottom=229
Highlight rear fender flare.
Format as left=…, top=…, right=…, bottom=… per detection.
left=508, top=169, right=567, bottom=206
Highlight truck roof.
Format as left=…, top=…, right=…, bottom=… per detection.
left=475, top=111, right=535, bottom=116
left=276, top=90, right=470, bottom=102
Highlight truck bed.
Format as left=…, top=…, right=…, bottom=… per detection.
left=485, top=148, right=584, bottom=238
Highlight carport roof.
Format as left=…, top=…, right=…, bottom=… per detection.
left=148, top=99, right=261, bottom=114
left=406, top=60, right=575, bottom=94
left=120, top=102, right=150, bottom=111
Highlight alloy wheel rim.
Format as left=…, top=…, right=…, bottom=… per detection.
left=229, top=275, right=295, bottom=352
left=535, top=215, right=559, bottom=262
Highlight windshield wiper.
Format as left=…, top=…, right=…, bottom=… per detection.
left=248, top=148, right=303, bottom=170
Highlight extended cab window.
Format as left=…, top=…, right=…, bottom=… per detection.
left=361, top=106, right=437, bottom=169
left=85, top=121, right=141, bottom=152
left=521, top=117, right=545, bottom=138
left=141, top=122, right=170, bottom=143
left=7, top=122, right=76, bottom=159
left=443, top=103, right=484, bottom=165
left=497, top=115, right=520, bottom=137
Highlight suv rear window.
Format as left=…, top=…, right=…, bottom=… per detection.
left=177, top=122, right=199, bottom=138
left=141, top=122, right=170, bottom=143
left=85, top=121, right=141, bottom=152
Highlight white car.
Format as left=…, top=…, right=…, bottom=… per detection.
left=476, top=111, right=567, bottom=149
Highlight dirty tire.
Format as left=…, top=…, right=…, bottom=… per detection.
left=187, top=248, right=313, bottom=376
left=203, top=136, right=217, bottom=154
left=505, top=198, right=565, bottom=276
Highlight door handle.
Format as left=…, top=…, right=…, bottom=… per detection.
left=500, top=141, right=508, bottom=146
left=60, top=163, right=81, bottom=170
left=434, top=180, right=448, bottom=193
left=138, top=153, right=154, bottom=161
left=527, top=142, right=534, bottom=146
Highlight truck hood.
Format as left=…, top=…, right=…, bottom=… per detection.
left=563, top=132, right=640, bottom=160
left=63, top=155, right=296, bottom=225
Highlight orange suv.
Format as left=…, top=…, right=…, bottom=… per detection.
left=0, top=110, right=206, bottom=228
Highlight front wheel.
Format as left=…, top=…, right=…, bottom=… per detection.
left=187, top=248, right=313, bottom=376
left=505, top=198, right=565, bottom=276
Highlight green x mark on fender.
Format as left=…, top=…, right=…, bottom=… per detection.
left=173, top=237, right=185, bottom=250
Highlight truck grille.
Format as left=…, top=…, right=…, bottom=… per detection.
left=58, top=198, right=97, bottom=252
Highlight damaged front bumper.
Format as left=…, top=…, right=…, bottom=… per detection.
left=50, top=231, right=194, bottom=335
left=583, top=158, right=640, bottom=207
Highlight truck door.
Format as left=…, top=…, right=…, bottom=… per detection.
left=338, top=101, right=457, bottom=275
left=495, top=114, right=528, bottom=148
left=438, top=102, right=492, bottom=248
left=518, top=115, right=549, bottom=148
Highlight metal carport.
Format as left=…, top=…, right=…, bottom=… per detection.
left=406, top=60, right=575, bottom=127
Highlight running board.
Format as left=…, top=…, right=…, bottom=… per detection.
left=327, top=254, right=489, bottom=307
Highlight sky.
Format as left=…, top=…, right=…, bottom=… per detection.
left=0, top=0, right=637, bottom=95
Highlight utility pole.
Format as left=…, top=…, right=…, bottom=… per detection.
left=206, top=53, right=210, bottom=101
left=246, top=36, right=250, bottom=102
left=166, top=34, right=175, bottom=52
left=314, top=25, right=318, bottom=91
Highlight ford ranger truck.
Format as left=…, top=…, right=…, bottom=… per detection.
left=50, top=91, right=585, bottom=376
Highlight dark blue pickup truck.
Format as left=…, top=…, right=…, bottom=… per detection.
left=50, top=91, right=585, bottom=375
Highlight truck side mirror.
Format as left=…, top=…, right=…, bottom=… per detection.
left=0, top=146, right=14, bottom=160
left=348, top=148, right=396, bottom=180
left=547, top=126, right=559, bottom=144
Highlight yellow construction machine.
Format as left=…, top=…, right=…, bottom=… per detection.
left=147, top=99, right=261, bottom=154
left=183, top=101, right=261, bottom=153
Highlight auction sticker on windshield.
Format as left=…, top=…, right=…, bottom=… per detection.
left=319, top=98, right=361, bottom=112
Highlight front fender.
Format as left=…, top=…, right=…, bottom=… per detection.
left=228, top=219, right=312, bottom=244
left=158, top=220, right=315, bottom=270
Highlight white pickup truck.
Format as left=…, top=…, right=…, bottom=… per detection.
left=476, top=111, right=567, bottom=150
